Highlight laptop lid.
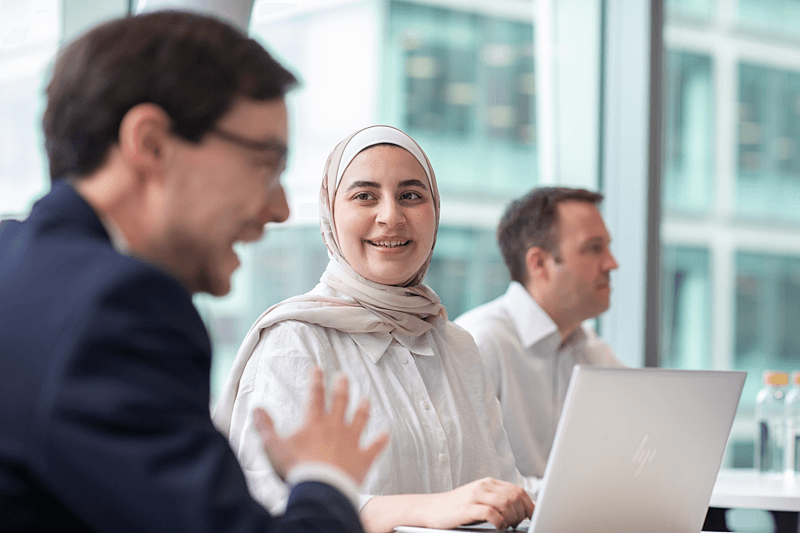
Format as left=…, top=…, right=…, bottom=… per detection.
left=528, top=366, right=745, bottom=533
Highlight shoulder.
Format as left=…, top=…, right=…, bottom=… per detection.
left=440, top=318, right=479, bottom=348
left=2, top=216, right=206, bottom=359
left=258, top=319, right=333, bottom=346
left=455, top=295, right=507, bottom=329
left=455, top=300, right=519, bottom=354
left=455, top=296, right=515, bottom=338
left=252, top=319, right=343, bottom=366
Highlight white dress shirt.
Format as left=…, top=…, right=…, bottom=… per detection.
left=455, top=281, right=623, bottom=479
left=226, top=286, right=524, bottom=514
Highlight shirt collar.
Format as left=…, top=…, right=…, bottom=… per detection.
left=503, top=282, right=590, bottom=351
left=503, top=281, right=560, bottom=348
left=97, top=213, right=131, bottom=254
left=350, top=330, right=434, bottom=364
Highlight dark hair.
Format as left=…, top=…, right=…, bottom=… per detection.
left=43, top=10, right=298, bottom=181
left=497, top=187, right=604, bottom=284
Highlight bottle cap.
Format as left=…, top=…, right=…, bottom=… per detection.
left=763, top=371, right=789, bottom=386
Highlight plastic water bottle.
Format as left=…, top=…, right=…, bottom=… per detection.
left=785, top=371, right=800, bottom=475
left=755, top=370, right=788, bottom=474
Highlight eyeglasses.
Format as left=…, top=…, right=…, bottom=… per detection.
left=208, top=126, right=288, bottom=165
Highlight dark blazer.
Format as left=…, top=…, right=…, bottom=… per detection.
left=0, top=182, right=363, bottom=533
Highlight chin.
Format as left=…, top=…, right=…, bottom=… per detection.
left=209, top=282, right=232, bottom=297
left=193, top=268, right=234, bottom=296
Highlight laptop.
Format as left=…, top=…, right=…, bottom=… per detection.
left=396, top=366, right=746, bottom=533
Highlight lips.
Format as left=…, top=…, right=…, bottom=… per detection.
left=366, top=238, right=411, bottom=248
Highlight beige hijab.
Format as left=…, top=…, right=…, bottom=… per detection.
left=214, top=125, right=447, bottom=435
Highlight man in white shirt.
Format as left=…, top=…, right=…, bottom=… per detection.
left=455, top=187, right=622, bottom=481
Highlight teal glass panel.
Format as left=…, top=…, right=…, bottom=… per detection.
left=735, top=252, right=800, bottom=412
left=425, top=226, right=509, bottom=318
left=667, top=0, right=715, bottom=20
left=737, top=63, right=800, bottom=221
left=387, top=1, right=537, bottom=200
left=660, top=246, right=712, bottom=369
left=738, top=0, right=800, bottom=39
left=663, top=51, right=714, bottom=214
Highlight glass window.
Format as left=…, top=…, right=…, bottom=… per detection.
left=0, top=0, right=61, bottom=217
left=660, top=246, right=712, bottom=369
left=0, top=0, right=131, bottom=218
left=663, top=0, right=800, bottom=467
left=735, top=252, right=800, bottom=405
left=388, top=1, right=537, bottom=199
left=667, top=0, right=715, bottom=20
left=738, top=0, right=800, bottom=38
left=737, top=63, right=800, bottom=221
left=663, top=51, right=714, bottom=213
left=425, top=227, right=509, bottom=318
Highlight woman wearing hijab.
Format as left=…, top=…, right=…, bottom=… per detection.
left=214, top=125, right=534, bottom=533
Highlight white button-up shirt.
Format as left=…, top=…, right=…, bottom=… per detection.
left=455, top=282, right=623, bottom=479
left=226, top=288, right=524, bottom=514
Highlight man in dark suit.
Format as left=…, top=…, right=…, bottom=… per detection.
left=0, top=10, right=386, bottom=532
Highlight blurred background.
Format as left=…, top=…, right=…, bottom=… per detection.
left=2, top=0, right=800, bottom=482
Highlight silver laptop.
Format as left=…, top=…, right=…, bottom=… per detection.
left=395, top=366, right=745, bottom=533
left=527, top=365, right=745, bottom=533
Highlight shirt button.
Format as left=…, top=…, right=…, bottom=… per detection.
left=401, top=357, right=408, bottom=365
left=422, top=400, right=430, bottom=410
left=439, top=453, right=446, bottom=463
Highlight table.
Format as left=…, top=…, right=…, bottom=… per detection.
left=710, top=469, right=800, bottom=512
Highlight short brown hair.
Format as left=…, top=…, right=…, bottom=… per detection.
left=498, top=187, right=603, bottom=284
left=43, top=10, right=297, bottom=181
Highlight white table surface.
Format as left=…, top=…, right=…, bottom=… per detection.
left=709, top=468, right=800, bottom=511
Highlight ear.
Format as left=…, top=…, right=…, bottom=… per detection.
left=117, top=103, right=171, bottom=183
left=525, top=246, right=551, bottom=283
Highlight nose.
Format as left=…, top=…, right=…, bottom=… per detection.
left=604, top=249, right=619, bottom=272
left=376, top=198, right=405, bottom=227
left=259, top=183, right=290, bottom=225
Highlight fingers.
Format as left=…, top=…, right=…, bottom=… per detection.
left=478, top=506, right=505, bottom=530
left=350, top=397, right=370, bottom=435
left=362, top=431, right=389, bottom=465
left=470, top=505, right=508, bottom=529
left=253, top=407, right=276, bottom=442
left=305, top=366, right=325, bottom=421
left=471, top=479, right=530, bottom=528
left=522, top=491, right=535, bottom=518
left=329, top=373, right=349, bottom=421
left=253, top=407, right=289, bottom=481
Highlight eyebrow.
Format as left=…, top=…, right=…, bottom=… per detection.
left=400, top=179, right=428, bottom=190
left=344, top=179, right=429, bottom=191
left=582, top=236, right=611, bottom=246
